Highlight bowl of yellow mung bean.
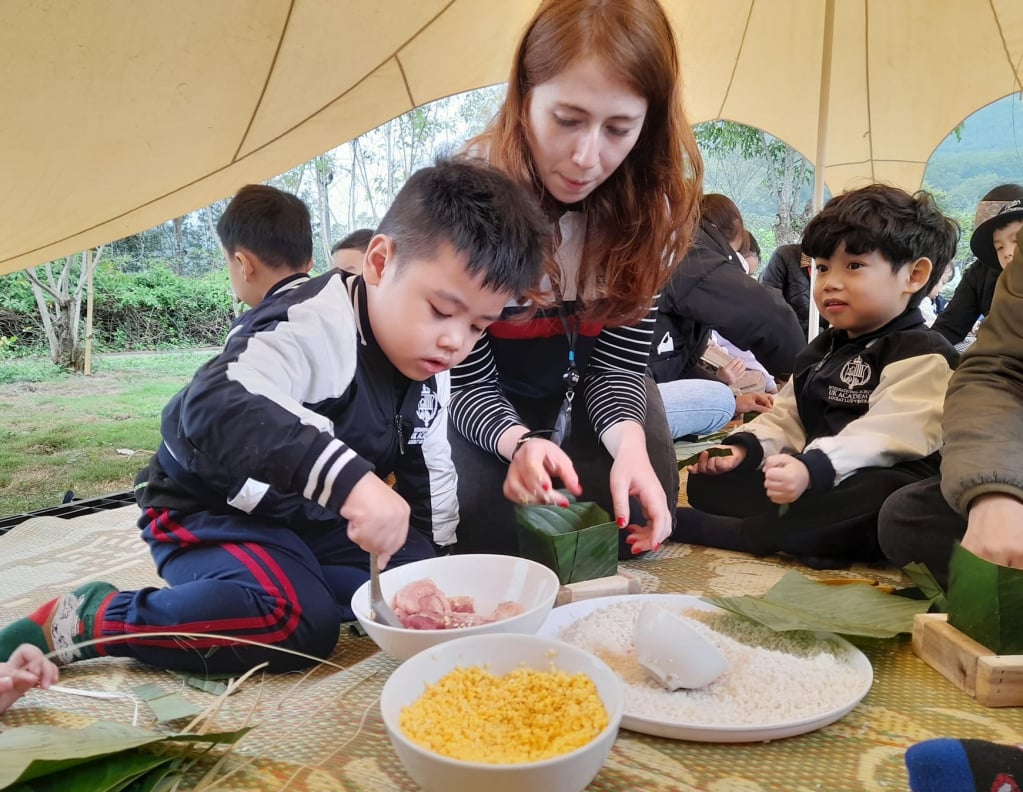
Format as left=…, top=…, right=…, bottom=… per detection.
left=380, top=633, right=624, bottom=792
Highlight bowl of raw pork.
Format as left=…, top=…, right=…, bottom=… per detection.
left=350, top=553, right=560, bottom=661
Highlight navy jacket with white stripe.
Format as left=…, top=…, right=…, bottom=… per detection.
left=137, top=270, right=459, bottom=546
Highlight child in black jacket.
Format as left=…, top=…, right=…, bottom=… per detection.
left=0, top=160, right=547, bottom=674
left=676, top=185, right=959, bottom=568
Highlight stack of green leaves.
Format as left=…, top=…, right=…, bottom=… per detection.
left=515, top=501, right=618, bottom=585
left=704, top=570, right=930, bottom=640
left=948, top=543, right=1023, bottom=655
left=0, top=721, right=249, bottom=791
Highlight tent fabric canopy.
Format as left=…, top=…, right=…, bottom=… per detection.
left=2, top=0, right=1021, bottom=276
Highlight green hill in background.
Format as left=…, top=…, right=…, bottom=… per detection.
left=924, top=95, right=1023, bottom=213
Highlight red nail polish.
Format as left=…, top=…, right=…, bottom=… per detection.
left=631, top=545, right=642, bottom=555
left=541, top=482, right=550, bottom=491
left=559, top=501, right=570, bottom=508
left=616, top=516, right=626, bottom=528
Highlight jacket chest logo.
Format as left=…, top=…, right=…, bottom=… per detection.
left=839, top=355, right=872, bottom=389
left=824, top=354, right=874, bottom=406
left=408, top=384, right=440, bottom=445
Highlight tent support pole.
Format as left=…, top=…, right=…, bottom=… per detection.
left=807, top=0, right=835, bottom=342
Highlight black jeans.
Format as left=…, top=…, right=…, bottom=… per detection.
left=878, top=475, right=966, bottom=587
left=450, top=377, right=678, bottom=559
left=682, top=453, right=938, bottom=563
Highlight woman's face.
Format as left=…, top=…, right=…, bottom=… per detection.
left=526, top=56, right=648, bottom=204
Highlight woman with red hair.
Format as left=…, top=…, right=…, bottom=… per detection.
left=449, top=0, right=703, bottom=557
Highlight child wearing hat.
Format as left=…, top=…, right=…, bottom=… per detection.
left=932, top=183, right=1023, bottom=345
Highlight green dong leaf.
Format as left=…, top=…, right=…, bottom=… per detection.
left=677, top=446, right=733, bottom=470
left=515, top=501, right=617, bottom=584
left=948, top=543, right=1023, bottom=654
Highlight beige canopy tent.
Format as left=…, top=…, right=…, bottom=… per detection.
left=2, top=0, right=1021, bottom=277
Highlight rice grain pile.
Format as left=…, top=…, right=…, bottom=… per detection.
left=559, top=601, right=868, bottom=726
left=400, top=665, right=608, bottom=763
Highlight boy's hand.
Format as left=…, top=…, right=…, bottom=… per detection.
left=504, top=438, right=581, bottom=507
left=689, top=445, right=745, bottom=475
left=0, top=644, right=59, bottom=715
left=962, top=494, right=1023, bottom=568
left=341, top=473, right=410, bottom=569
left=763, top=454, right=810, bottom=504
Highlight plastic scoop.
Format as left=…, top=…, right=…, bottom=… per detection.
left=634, top=602, right=729, bottom=690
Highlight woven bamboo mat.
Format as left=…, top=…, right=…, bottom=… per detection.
left=2, top=506, right=1022, bottom=791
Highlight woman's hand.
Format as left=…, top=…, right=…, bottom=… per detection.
left=734, top=392, right=773, bottom=416
left=961, top=494, right=1023, bottom=568
left=716, top=356, right=747, bottom=387
left=603, top=422, right=670, bottom=554
left=503, top=436, right=580, bottom=507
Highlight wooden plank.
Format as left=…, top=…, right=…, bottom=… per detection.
left=913, top=613, right=1023, bottom=707
left=912, top=613, right=981, bottom=696
left=555, top=573, right=641, bottom=606
left=976, top=656, right=1023, bottom=708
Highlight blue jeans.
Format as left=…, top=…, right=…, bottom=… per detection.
left=656, top=378, right=736, bottom=439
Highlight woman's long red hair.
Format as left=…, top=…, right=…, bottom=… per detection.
left=468, top=0, right=703, bottom=325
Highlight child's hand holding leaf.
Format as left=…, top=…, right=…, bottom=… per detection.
left=687, top=445, right=743, bottom=475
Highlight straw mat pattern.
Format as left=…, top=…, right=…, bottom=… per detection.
left=2, top=506, right=1022, bottom=791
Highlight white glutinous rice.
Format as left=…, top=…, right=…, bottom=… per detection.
left=558, top=601, right=868, bottom=726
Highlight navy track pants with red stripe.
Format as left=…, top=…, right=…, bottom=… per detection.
left=96, top=507, right=433, bottom=674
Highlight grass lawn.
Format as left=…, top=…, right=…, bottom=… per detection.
left=0, top=350, right=216, bottom=516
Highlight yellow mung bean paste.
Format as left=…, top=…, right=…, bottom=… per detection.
left=399, top=665, right=608, bottom=763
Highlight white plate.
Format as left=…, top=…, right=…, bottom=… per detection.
left=537, top=594, right=873, bottom=743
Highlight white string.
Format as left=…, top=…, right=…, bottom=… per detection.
left=48, top=684, right=141, bottom=727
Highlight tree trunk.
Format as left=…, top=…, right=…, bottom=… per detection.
left=172, top=216, right=185, bottom=275
left=24, top=247, right=103, bottom=370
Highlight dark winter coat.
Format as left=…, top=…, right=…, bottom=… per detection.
left=648, top=222, right=805, bottom=383
left=931, top=257, right=1001, bottom=345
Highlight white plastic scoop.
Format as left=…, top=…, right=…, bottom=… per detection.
left=634, top=602, right=729, bottom=691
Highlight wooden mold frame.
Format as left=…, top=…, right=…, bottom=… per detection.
left=912, top=613, right=1023, bottom=707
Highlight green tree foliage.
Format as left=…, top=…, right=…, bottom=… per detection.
left=0, top=261, right=233, bottom=355
left=92, top=261, right=234, bottom=350
left=695, top=120, right=816, bottom=247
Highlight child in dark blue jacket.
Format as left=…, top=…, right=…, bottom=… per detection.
left=0, top=159, right=547, bottom=673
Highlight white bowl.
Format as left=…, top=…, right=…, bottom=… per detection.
left=634, top=602, right=730, bottom=690
left=380, top=633, right=624, bottom=792
left=351, top=554, right=560, bottom=661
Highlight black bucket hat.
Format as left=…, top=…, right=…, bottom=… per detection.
left=970, top=198, right=1023, bottom=267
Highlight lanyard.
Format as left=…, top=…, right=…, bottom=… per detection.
left=551, top=298, right=579, bottom=446
left=558, top=301, right=580, bottom=398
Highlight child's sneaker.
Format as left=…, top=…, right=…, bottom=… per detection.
left=0, top=581, right=118, bottom=665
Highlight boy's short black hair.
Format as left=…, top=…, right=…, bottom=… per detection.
left=375, top=157, right=548, bottom=296
left=331, top=228, right=374, bottom=255
left=801, top=185, right=960, bottom=308
left=217, top=184, right=312, bottom=271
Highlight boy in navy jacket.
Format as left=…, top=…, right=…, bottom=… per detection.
left=677, top=185, right=959, bottom=568
left=0, top=160, right=547, bottom=673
